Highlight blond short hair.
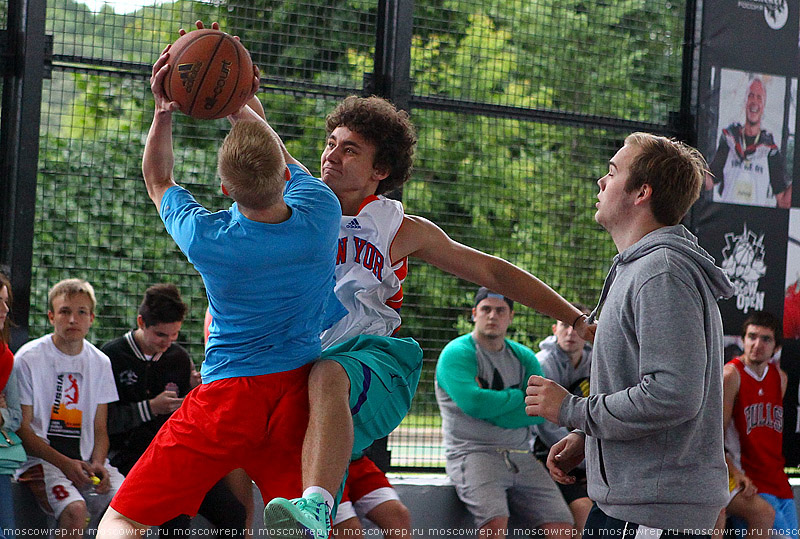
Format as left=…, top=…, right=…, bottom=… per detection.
left=48, top=278, right=97, bottom=313
left=218, top=121, right=287, bottom=210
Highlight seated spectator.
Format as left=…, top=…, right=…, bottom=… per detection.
left=15, top=278, right=124, bottom=534
left=104, top=283, right=246, bottom=533
left=435, top=287, right=573, bottom=537
left=722, top=311, right=797, bottom=537
left=0, top=271, right=24, bottom=535
left=532, top=303, right=593, bottom=538
left=331, top=455, right=411, bottom=539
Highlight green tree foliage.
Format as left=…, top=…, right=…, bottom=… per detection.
left=226, top=0, right=375, bottom=86
left=32, top=1, right=245, bottom=358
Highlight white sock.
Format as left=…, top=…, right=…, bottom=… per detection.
left=303, top=486, right=334, bottom=513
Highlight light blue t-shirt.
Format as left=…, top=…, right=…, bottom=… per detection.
left=160, top=164, right=346, bottom=383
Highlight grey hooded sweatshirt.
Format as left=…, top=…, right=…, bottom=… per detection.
left=534, top=336, right=592, bottom=448
left=559, top=225, right=734, bottom=531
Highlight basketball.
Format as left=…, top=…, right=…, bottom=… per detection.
left=163, top=29, right=254, bottom=120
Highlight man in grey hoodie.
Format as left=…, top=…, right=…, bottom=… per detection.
left=525, top=132, right=734, bottom=535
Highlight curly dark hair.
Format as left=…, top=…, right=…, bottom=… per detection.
left=325, top=96, right=417, bottom=195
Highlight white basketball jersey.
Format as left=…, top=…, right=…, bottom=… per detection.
left=714, top=130, right=777, bottom=207
left=321, top=195, right=408, bottom=349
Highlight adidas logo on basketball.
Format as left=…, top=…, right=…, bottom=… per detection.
left=178, top=61, right=203, bottom=93
left=346, top=219, right=361, bottom=230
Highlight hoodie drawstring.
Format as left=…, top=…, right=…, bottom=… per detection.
left=588, top=255, right=620, bottom=324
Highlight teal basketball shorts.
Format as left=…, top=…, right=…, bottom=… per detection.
left=321, top=334, right=423, bottom=457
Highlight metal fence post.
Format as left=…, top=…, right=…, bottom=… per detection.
left=372, top=0, right=413, bottom=111
left=0, top=0, right=47, bottom=350
left=365, top=0, right=414, bottom=472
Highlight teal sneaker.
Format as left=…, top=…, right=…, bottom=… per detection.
left=264, top=493, right=331, bottom=539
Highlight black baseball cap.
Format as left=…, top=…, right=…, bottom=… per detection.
left=474, top=287, right=514, bottom=310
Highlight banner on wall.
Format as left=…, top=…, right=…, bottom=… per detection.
left=695, top=0, right=800, bottom=465
left=695, top=206, right=787, bottom=332
left=782, top=340, right=800, bottom=468
left=786, top=210, right=800, bottom=340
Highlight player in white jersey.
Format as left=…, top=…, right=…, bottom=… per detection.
left=710, top=123, right=785, bottom=206
left=321, top=195, right=406, bottom=349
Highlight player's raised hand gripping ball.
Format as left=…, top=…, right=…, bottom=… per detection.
left=163, top=28, right=253, bottom=120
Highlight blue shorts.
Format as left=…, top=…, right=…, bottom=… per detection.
left=729, top=493, right=798, bottom=538
left=321, top=335, right=423, bottom=457
left=760, top=493, right=797, bottom=539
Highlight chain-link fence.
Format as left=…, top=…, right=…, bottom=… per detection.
left=8, top=0, right=689, bottom=470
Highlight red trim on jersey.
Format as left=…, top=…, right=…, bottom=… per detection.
left=729, top=357, right=792, bottom=498
left=357, top=195, right=381, bottom=214
left=394, top=258, right=408, bottom=281
left=388, top=215, right=407, bottom=270
left=385, top=288, right=404, bottom=311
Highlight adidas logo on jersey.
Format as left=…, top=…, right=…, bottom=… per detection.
left=346, top=218, right=361, bottom=230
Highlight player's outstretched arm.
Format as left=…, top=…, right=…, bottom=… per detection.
left=142, top=47, right=179, bottom=210
left=394, top=215, right=593, bottom=339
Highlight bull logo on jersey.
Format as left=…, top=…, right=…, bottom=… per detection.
left=721, top=224, right=767, bottom=314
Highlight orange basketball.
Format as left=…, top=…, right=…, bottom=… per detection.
left=163, top=29, right=254, bottom=120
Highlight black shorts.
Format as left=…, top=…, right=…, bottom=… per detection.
left=534, top=440, right=589, bottom=505
left=556, top=468, right=588, bottom=505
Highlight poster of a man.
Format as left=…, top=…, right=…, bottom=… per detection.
left=705, top=70, right=794, bottom=209
left=785, top=210, right=800, bottom=339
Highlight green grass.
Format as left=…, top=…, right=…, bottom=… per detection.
left=398, top=413, right=442, bottom=429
